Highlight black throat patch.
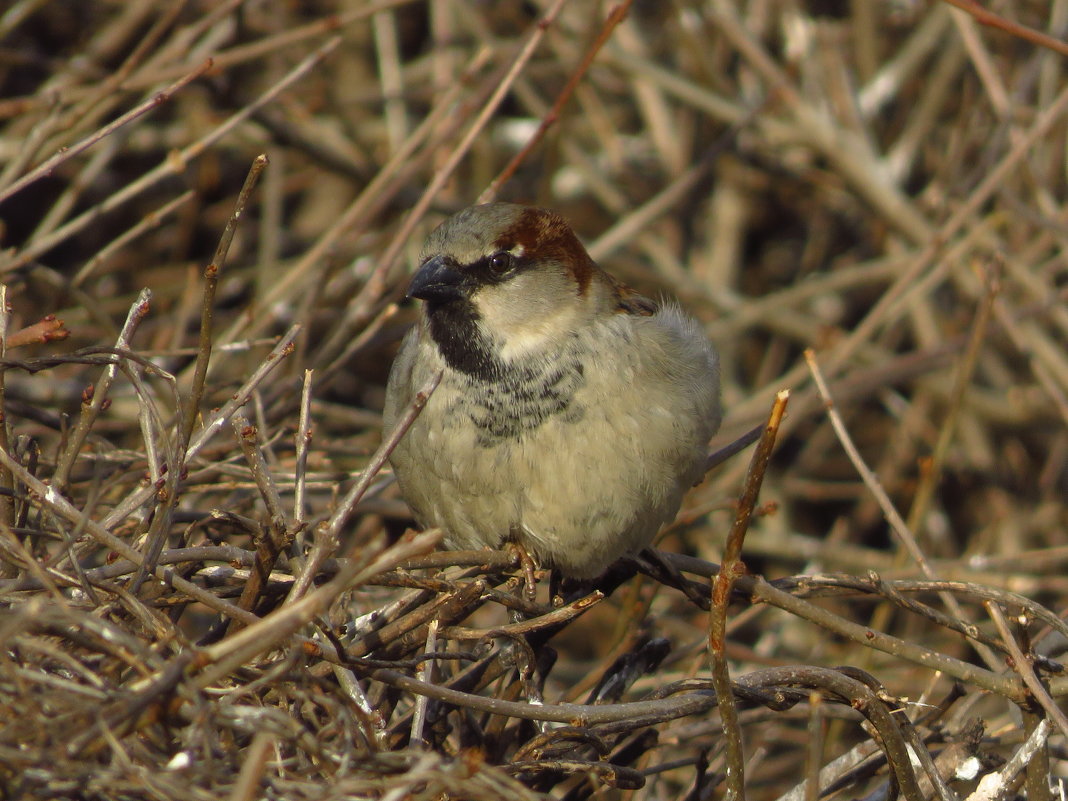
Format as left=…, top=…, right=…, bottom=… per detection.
left=425, top=299, right=499, bottom=379
left=425, top=301, right=586, bottom=445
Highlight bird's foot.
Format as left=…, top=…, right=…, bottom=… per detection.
left=508, top=542, right=539, bottom=603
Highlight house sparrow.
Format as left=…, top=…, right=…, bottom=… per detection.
left=383, top=203, right=721, bottom=578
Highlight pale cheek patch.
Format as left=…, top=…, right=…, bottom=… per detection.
left=473, top=282, right=584, bottom=363
left=497, top=320, right=575, bottom=362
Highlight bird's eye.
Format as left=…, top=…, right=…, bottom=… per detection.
left=488, top=251, right=512, bottom=273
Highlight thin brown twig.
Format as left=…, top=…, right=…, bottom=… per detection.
left=365, top=664, right=719, bottom=725
left=182, top=154, right=269, bottom=441
left=941, top=0, right=1068, bottom=58
left=228, top=730, right=277, bottom=801
left=821, top=79, right=1068, bottom=379
left=324, top=368, right=442, bottom=540
left=293, top=369, right=314, bottom=527
left=0, top=446, right=261, bottom=625
left=229, top=414, right=291, bottom=627
left=800, top=358, right=916, bottom=563
left=99, top=325, right=301, bottom=530
left=478, top=0, right=635, bottom=203
left=0, top=39, right=340, bottom=276
left=905, top=259, right=1001, bottom=537
left=105, top=0, right=419, bottom=95
left=440, top=591, right=604, bottom=640
left=51, top=289, right=152, bottom=495
left=740, top=572, right=1026, bottom=701
left=283, top=522, right=336, bottom=605
left=194, top=528, right=443, bottom=689
left=0, top=286, right=12, bottom=567
left=0, top=60, right=212, bottom=204
left=72, top=191, right=196, bottom=287
left=804, top=349, right=1002, bottom=672
left=985, top=601, right=1068, bottom=740
left=710, top=389, right=788, bottom=801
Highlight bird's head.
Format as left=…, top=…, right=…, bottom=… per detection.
left=408, top=203, right=611, bottom=373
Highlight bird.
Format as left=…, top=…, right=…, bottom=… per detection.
left=383, top=202, right=721, bottom=579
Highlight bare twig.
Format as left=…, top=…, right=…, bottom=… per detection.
left=51, top=289, right=152, bottom=495
left=479, top=0, right=634, bottom=202
left=0, top=39, right=340, bottom=276
left=985, top=601, right=1068, bottom=740
left=0, top=60, right=211, bottom=204
left=229, top=413, right=291, bottom=625
left=805, top=349, right=1002, bottom=672
left=710, top=389, right=788, bottom=801
left=324, top=369, right=442, bottom=540
left=101, top=325, right=301, bottom=530
left=182, top=154, right=269, bottom=440
left=942, top=0, right=1068, bottom=58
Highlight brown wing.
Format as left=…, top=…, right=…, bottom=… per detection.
left=606, top=271, right=657, bottom=317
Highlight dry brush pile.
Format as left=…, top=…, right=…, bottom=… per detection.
left=0, top=1, right=1066, bottom=799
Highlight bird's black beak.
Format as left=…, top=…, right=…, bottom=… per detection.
left=407, top=255, right=467, bottom=303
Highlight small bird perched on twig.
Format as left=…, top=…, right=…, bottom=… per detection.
left=384, top=203, right=721, bottom=578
